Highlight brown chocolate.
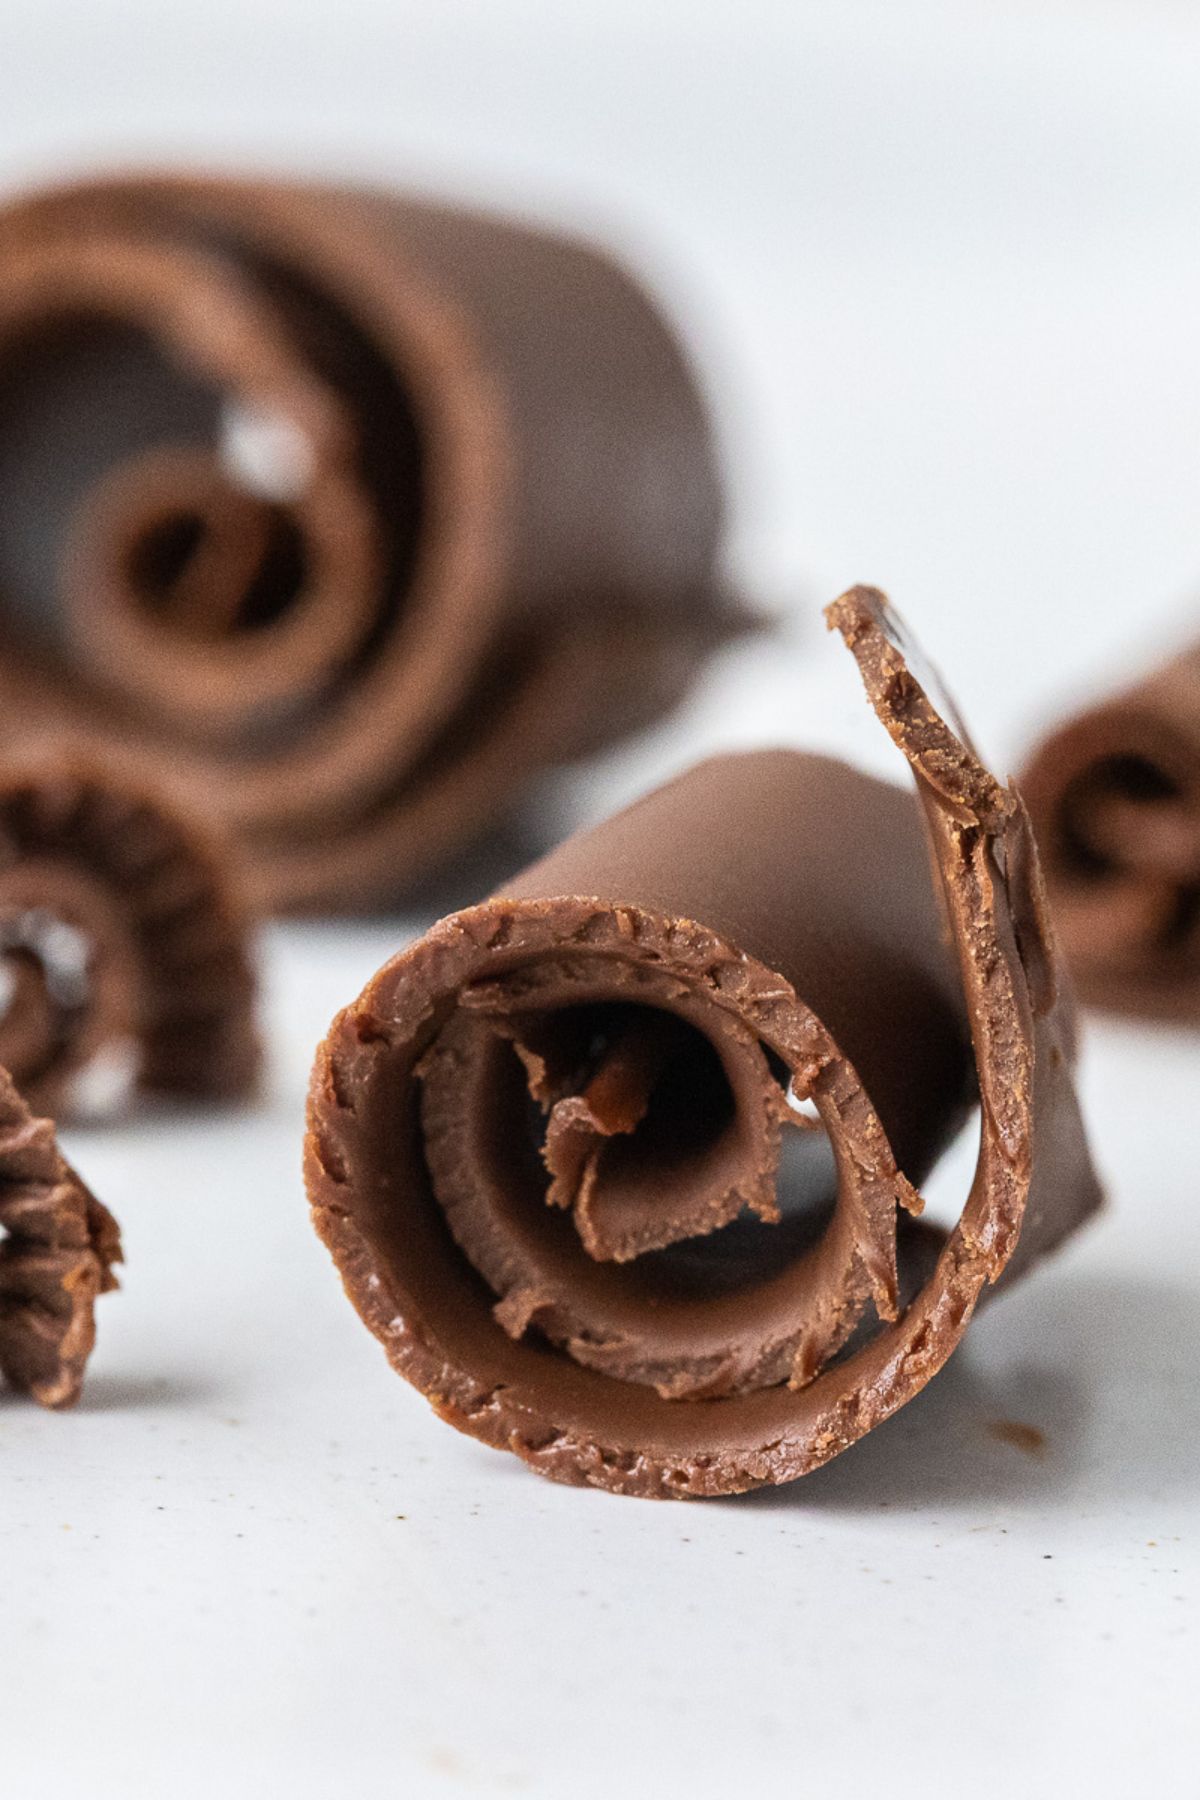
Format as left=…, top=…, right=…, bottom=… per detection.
left=0, top=1065, right=121, bottom=1406
left=305, top=588, right=1102, bottom=1498
left=0, top=754, right=258, bottom=1117
left=0, top=173, right=740, bottom=913
left=1022, top=639, right=1200, bottom=1020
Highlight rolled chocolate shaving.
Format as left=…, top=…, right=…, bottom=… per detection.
left=0, top=173, right=739, bottom=913
left=0, top=1065, right=121, bottom=1406
left=1022, top=638, right=1200, bottom=1020
left=305, top=587, right=1101, bottom=1498
left=0, top=754, right=258, bottom=1117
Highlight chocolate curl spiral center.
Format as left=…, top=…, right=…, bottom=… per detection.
left=306, top=589, right=1100, bottom=1497
left=418, top=963, right=918, bottom=1402
left=0, top=233, right=385, bottom=743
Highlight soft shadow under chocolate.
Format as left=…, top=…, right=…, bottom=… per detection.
left=730, top=1272, right=1199, bottom=1512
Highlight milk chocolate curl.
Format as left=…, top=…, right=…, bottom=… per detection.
left=0, top=1066, right=121, bottom=1406
left=305, top=587, right=1101, bottom=1498
left=0, top=173, right=737, bottom=913
left=0, top=756, right=258, bottom=1117
left=1022, top=639, right=1200, bottom=1020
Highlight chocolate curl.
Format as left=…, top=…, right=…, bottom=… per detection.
left=0, top=756, right=259, bottom=1118
left=1021, top=640, right=1200, bottom=1021
left=0, top=1066, right=121, bottom=1406
left=305, top=588, right=1101, bottom=1498
left=0, top=173, right=740, bottom=913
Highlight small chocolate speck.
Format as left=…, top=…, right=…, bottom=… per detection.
left=987, top=1419, right=1046, bottom=1455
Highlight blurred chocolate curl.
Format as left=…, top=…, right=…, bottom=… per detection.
left=0, top=174, right=745, bottom=913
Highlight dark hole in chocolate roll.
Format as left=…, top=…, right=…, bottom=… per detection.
left=643, top=1130, right=838, bottom=1301
left=0, top=315, right=221, bottom=646
left=129, top=509, right=207, bottom=594
left=1058, top=752, right=1180, bottom=876
left=1163, top=883, right=1200, bottom=949
left=453, top=1000, right=837, bottom=1308
left=517, top=1002, right=738, bottom=1201
left=124, top=500, right=309, bottom=637
left=234, top=508, right=309, bottom=632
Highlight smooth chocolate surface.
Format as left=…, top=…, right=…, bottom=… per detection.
left=0, top=1064, right=121, bottom=1406
left=0, top=173, right=739, bottom=912
left=0, top=755, right=259, bottom=1116
left=1022, top=639, right=1200, bottom=1020
left=305, top=588, right=1102, bottom=1497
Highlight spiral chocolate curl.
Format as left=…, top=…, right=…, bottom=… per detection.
left=0, top=173, right=740, bottom=913
left=305, top=588, right=1101, bottom=1498
left=0, top=756, right=258, bottom=1118
left=0, top=1066, right=121, bottom=1406
left=1022, top=638, right=1200, bottom=1021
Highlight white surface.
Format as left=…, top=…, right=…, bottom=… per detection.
left=2, top=2, right=1199, bottom=1795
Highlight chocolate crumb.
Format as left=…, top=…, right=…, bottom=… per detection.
left=987, top=1419, right=1048, bottom=1456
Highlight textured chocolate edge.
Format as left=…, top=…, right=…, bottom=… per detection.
left=0, top=751, right=260, bottom=1116
left=0, top=1065, right=122, bottom=1406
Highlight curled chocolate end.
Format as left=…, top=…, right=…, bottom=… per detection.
left=1022, top=642, right=1200, bottom=1020
left=0, top=173, right=740, bottom=912
left=305, top=588, right=1101, bottom=1497
left=0, top=1066, right=121, bottom=1406
left=0, top=755, right=259, bottom=1117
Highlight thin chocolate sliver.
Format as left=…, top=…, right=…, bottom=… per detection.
left=0, top=173, right=739, bottom=913
left=305, top=587, right=1102, bottom=1498
left=0, top=1065, right=121, bottom=1407
left=0, top=754, right=259, bottom=1117
left=1022, top=638, right=1200, bottom=1020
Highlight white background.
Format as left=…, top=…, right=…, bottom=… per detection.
left=1, top=3, right=1198, bottom=1795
